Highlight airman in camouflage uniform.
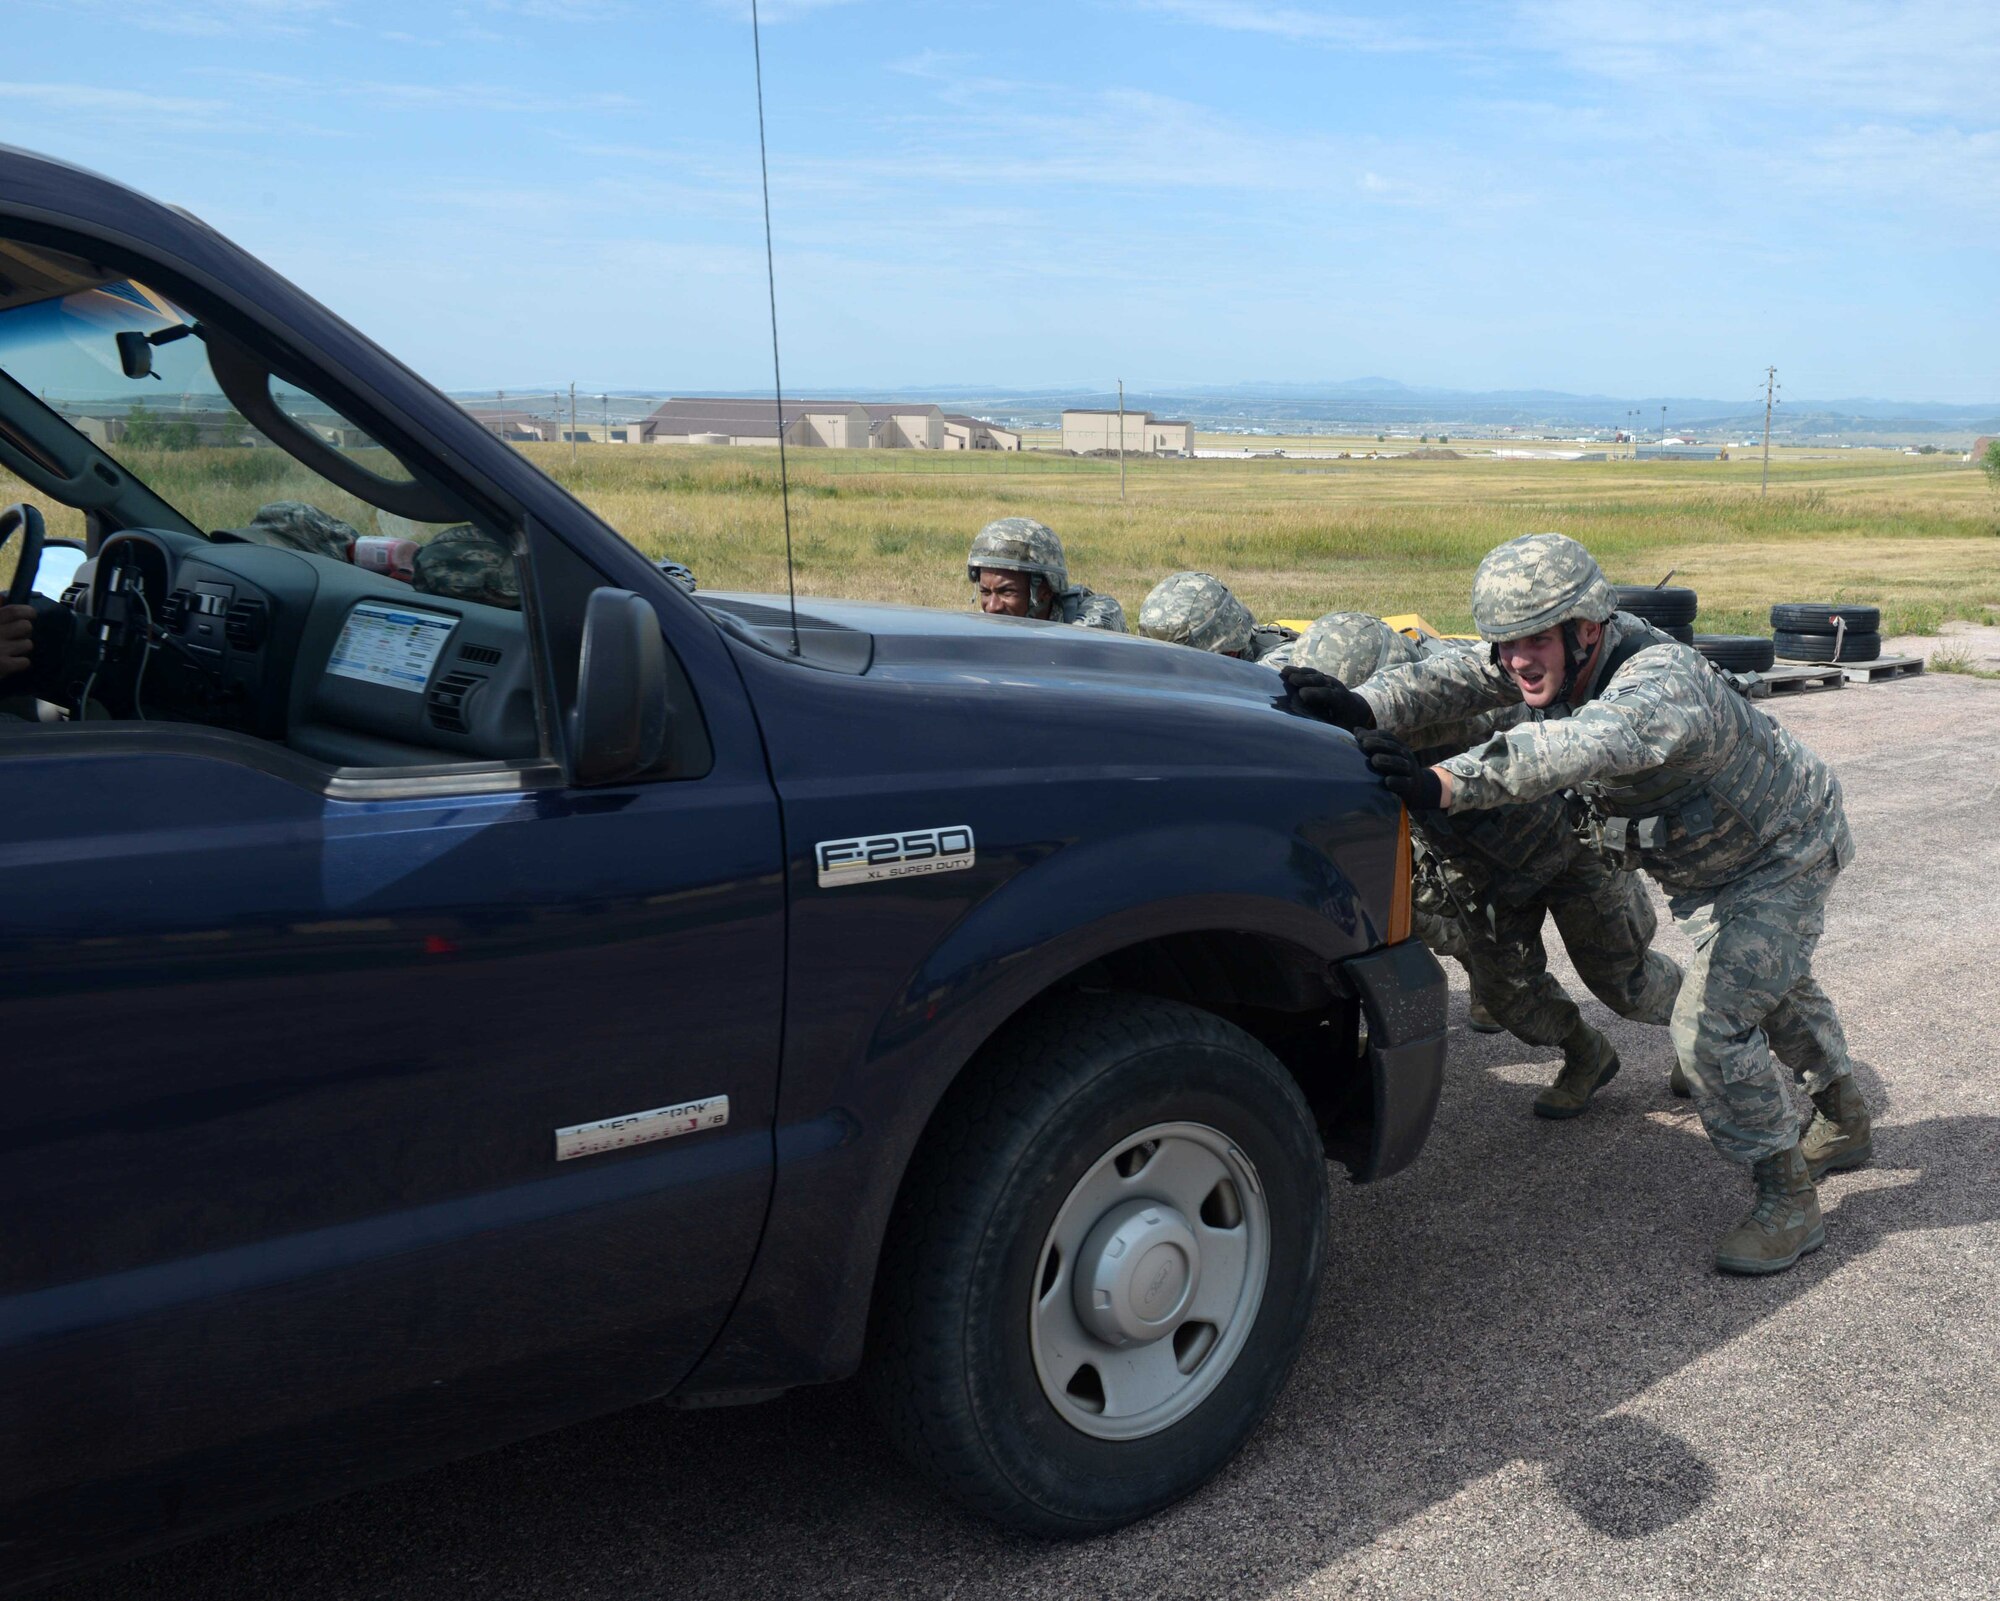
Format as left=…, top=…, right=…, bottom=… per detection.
left=1136, top=572, right=1296, bottom=663
left=1286, top=534, right=1871, bottom=1275
left=412, top=523, right=520, bottom=609
left=223, top=501, right=360, bottom=560
left=1298, top=611, right=1681, bottom=1114
left=967, top=518, right=1125, bottom=631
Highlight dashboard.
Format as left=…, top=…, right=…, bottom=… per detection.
left=80, top=528, right=540, bottom=767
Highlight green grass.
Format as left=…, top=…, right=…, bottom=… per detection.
left=519, top=441, right=2000, bottom=638
left=1931, top=646, right=2000, bottom=680
left=7, top=437, right=1996, bottom=639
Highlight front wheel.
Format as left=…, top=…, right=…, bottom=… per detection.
left=868, top=993, right=1329, bottom=1535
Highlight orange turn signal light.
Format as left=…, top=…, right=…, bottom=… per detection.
left=1387, top=805, right=1413, bottom=945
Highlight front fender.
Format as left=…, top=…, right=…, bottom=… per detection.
left=681, top=808, right=1395, bottom=1399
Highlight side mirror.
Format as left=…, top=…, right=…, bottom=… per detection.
left=568, top=587, right=668, bottom=785
left=32, top=539, right=87, bottom=601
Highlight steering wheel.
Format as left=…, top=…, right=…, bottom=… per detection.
left=2, top=503, right=46, bottom=607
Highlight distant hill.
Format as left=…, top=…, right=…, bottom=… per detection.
left=449, top=381, right=2000, bottom=447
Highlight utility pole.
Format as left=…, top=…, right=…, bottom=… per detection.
left=569, top=382, right=577, bottom=466
left=497, top=388, right=504, bottom=441
left=602, top=391, right=610, bottom=443
left=1760, top=366, right=1779, bottom=497
left=1660, top=403, right=1667, bottom=446
left=1116, top=378, right=1126, bottom=501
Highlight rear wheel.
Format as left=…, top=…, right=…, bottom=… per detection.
left=868, top=993, right=1328, bottom=1535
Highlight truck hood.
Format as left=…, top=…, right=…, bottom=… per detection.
left=700, top=590, right=1286, bottom=709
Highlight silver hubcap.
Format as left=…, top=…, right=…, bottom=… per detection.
left=1030, top=1121, right=1270, bottom=1441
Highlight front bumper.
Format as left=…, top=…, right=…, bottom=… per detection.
left=1342, top=940, right=1448, bottom=1182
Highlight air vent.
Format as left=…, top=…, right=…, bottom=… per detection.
left=224, top=598, right=268, bottom=650
left=457, top=643, right=503, bottom=666
left=428, top=670, right=484, bottom=734
left=160, top=589, right=192, bottom=632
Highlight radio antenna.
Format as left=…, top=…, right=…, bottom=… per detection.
left=751, top=0, right=801, bottom=656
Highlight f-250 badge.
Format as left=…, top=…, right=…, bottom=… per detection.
left=816, top=825, right=976, bottom=888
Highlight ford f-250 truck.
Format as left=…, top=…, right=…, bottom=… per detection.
left=0, top=146, right=1446, bottom=1592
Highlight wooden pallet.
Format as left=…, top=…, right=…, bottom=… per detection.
left=1754, top=663, right=1847, bottom=696
left=1838, top=653, right=1925, bottom=684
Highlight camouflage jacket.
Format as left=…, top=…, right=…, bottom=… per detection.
left=1054, top=585, right=1128, bottom=632
left=1357, top=611, right=1852, bottom=897
left=1407, top=702, right=1580, bottom=906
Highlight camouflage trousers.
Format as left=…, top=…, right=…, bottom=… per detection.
left=1441, top=852, right=1682, bottom=1047
left=1669, top=850, right=1853, bottom=1165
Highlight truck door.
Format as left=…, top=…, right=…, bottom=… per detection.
left=0, top=525, right=782, bottom=1562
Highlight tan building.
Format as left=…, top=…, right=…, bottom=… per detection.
left=1061, top=409, right=1193, bottom=455
left=943, top=414, right=1022, bottom=451
left=643, top=397, right=1015, bottom=450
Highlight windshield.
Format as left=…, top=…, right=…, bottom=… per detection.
left=0, top=275, right=440, bottom=543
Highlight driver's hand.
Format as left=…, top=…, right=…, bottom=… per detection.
left=0, top=602, right=32, bottom=681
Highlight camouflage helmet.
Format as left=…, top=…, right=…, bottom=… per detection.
left=1470, top=533, right=1616, bottom=643
left=967, top=517, right=1067, bottom=592
left=1292, top=612, right=1421, bottom=685
left=412, top=523, right=520, bottom=609
left=1137, top=571, right=1256, bottom=657
left=224, top=500, right=360, bottom=560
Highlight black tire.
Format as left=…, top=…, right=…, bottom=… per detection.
left=868, top=993, right=1328, bottom=1536
left=1613, top=584, right=1698, bottom=627
left=1774, top=628, right=1882, bottom=663
left=1666, top=623, right=1695, bottom=645
left=1769, top=602, right=1880, bottom=634
left=1694, top=634, right=1776, bottom=672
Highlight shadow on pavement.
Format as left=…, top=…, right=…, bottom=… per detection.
left=60, top=1031, right=2000, bottom=1601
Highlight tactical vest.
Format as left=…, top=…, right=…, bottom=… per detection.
left=1053, top=585, right=1127, bottom=632
left=1573, top=618, right=1825, bottom=893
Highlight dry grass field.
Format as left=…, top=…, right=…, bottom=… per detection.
left=8, top=439, right=1995, bottom=638
left=523, top=440, right=1998, bottom=637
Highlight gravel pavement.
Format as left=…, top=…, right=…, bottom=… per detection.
left=63, top=672, right=2000, bottom=1601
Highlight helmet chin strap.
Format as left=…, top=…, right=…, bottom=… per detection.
left=1560, top=620, right=1600, bottom=699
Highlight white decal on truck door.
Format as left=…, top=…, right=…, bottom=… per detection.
left=554, top=1096, right=730, bottom=1161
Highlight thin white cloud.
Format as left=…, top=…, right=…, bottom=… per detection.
left=1518, top=0, right=2000, bottom=119
left=58, top=0, right=342, bottom=38
left=1127, top=0, right=1440, bottom=50
left=196, top=69, right=640, bottom=114
left=706, top=0, right=866, bottom=19
left=0, top=82, right=232, bottom=119
left=485, top=0, right=630, bottom=18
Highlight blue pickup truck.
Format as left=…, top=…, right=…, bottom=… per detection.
left=0, top=146, right=1446, bottom=1592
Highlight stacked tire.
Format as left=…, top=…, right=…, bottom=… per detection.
left=1614, top=584, right=1697, bottom=644
left=1690, top=634, right=1775, bottom=672
left=1616, top=582, right=1781, bottom=671
left=1770, top=603, right=1882, bottom=663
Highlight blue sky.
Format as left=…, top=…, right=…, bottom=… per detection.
left=7, top=0, right=1995, bottom=401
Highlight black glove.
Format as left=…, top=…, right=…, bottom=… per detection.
left=1279, top=665, right=1376, bottom=730
left=1357, top=730, right=1444, bottom=811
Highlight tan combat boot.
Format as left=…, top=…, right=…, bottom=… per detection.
left=1801, top=1075, right=1873, bottom=1181
left=1714, top=1143, right=1824, bottom=1275
left=1668, top=1059, right=1693, bottom=1099
left=1533, top=1022, right=1621, bottom=1119
left=1467, top=996, right=1504, bottom=1034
